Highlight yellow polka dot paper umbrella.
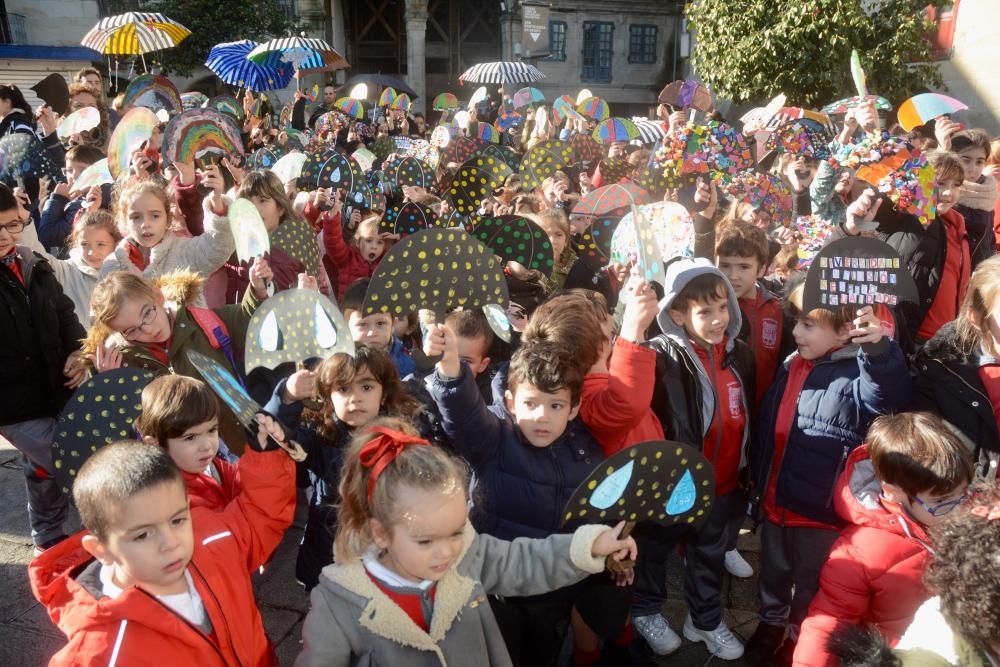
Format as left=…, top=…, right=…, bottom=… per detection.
left=244, top=289, right=354, bottom=374
left=470, top=215, right=555, bottom=276
left=270, top=217, right=321, bottom=276
left=362, top=227, right=510, bottom=320
left=561, top=440, right=716, bottom=532
left=52, top=368, right=155, bottom=495
left=445, top=161, right=512, bottom=216
left=519, top=139, right=574, bottom=191
left=386, top=155, right=433, bottom=190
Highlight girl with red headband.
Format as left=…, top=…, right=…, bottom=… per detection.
left=296, top=417, right=638, bottom=667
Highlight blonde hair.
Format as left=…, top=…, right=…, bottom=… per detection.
left=114, top=178, right=173, bottom=238
left=535, top=208, right=570, bottom=240
left=69, top=209, right=122, bottom=249
left=956, top=255, right=1000, bottom=357
left=354, top=215, right=380, bottom=240
left=90, top=271, right=160, bottom=328
left=334, top=418, right=469, bottom=562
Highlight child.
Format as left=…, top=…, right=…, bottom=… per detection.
left=38, top=144, right=109, bottom=253
left=30, top=421, right=297, bottom=666
left=444, top=308, right=495, bottom=401
left=342, top=278, right=415, bottom=377
left=535, top=208, right=576, bottom=293
left=793, top=412, right=974, bottom=667
left=744, top=281, right=913, bottom=666
left=136, top=374, right=238, bottom=512
left=296, top=418, right=637, bottom=666
left=913, top=254, right=1000, bottom=475
left=716, top=220, right=786, bottom=402
left=85, top=266, right=271, bottom=453
left=0, top=183, right=87, bottom=553
left=100, top=175, right=236, bottom=294
left=641, top=257, right=754, bottom=659
left=263, top=345, right=421, bottom=590
left=950, top=129, right=996, bottom=267
left=323, top=210, right=390, bottom=303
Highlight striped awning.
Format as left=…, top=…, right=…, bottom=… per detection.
left=632, top=118, right=667, bottom=145
left=81, top=12, right=190, bottom=56
left=458, top=62, right=545, bottom=86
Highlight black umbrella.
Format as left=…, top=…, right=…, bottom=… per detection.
left=31, top=74, right=70, bottom=115
left=341, top=73, right=418, bottom=100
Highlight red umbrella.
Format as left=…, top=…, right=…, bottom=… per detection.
left=575, top=183, right=653, bottom=218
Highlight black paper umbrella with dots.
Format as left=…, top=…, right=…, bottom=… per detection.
left=445, top=164, right=509, bottom=217
left=246, top=144, right=286, bottom=171
left=271, top=217, right=321, bottom=276
left=52, top=369, right=155, bottom=495
left=460, top=152, right=514, bottom=187
left=362, top=227, right=509, bottom=320
left=300, top=147, right=354, bottom=191
left=567, top=133, right=604, bottom=165
left=561, top=440, right=716, bottom=531
left=471, top=215, right=555, bottom=276
left=382, top=201, right=440, bottom=237
left=470, top=143, right=511, bottom=169
left=368, top=169, right=390, bottom=195
left=388, top=156, right=433, bottom=190
left=245, top=288, right=354, bottom=374
left=519, top=139, right=574, bottom=191
left=597, top=156, right=632, bottom=185
left=440, top=135, right=483, bottom=167
left=572, top=205, right=628, bottom=272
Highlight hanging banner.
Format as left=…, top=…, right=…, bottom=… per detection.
left=521, top=3, right=551, bottom=59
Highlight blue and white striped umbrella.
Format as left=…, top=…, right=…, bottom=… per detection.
left=459, top=61, right=545, bottom=86
left=247, top=35, right=349, bottom=72
left=205, top=40, right=294, bottom=92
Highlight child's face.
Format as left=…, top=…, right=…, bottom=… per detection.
left=936, top=176, right=963, bottom=214
left=717, top=255, right=764, bottom=300
left=82, top=479, right=194, bottom=597
left=740, top=206, right=771, bottom=230
left=331, top=368, right=384, bottom=428
left=78, top=226, right=117, bottom=269
left=126, top=191, right=169, bottom=248
left=371, top=484, right=468, bottom=583
left=357, top=232, right=385, bottom=262
left=108, top=295, right=171, bottom=344
left=792, top=314, right=850, bottom=360
left=669, top=293, right=730, bottom=348
left=546, top=227, right=567, bottom=258
left=891, top=482, right=969, bottom=527
left=348, top=311, right=393, bottom=351
left=784, top=157, right=819, bottom=193
left=248, top=194, right=282, bottom=232
left=64, top=158, right=88, bottom=187
left=456, top=334, right=491, bottom=377
left=504, top=383, right=579, bottom=448
left=0, top=206, right=24, bottom=257
left=164, top=418, right=220, bottom=474
left=834, top=169, right=856, bottom=196
left=957, top=146, right=988, bottom=183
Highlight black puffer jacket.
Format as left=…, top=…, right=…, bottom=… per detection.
left=913, top=321, right=1000, bottom=477
left=0, top=247, right=85, bottom=425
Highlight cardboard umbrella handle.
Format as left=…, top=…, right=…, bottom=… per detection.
left=606, top=520, right=637, bottom=574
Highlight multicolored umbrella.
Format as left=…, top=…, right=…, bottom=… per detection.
left=440, top=135, right=485, bottom=167
left=477, top=123, right=501, bottom=144
left=765, top=119, right=832, bottom=160
left=657, top=122, right=755, bottom=185
left=389, top=93, right=412, bottom=111
left=247, top=35, right=349, bottom=87
left=658, top=80, right=712, bottom=112
left=794, top=215, right=836, bottom=269
left=386, top=155, right=433, bottom=190
left=433, top=92, right=459, bottom=110
left=205, top=40, right=294, bottom=92
left=553, top=95, right=577, bottom=120
left=106, top=106, right=157, bottom=178
left=897, top=93, right=968, bottom=132
left=567, top=133, right=604, bottom=165
left=122, top=74, right=182, bottom=115
left=379, top=87, right=398, bottom=107
left=719, top=171, right=794, bottom=227
left=334, top=97, right=365, bottom=119
left=513, top=87, right=545, bottom=109
left=383, top=201, right=440, bottom=237
left=81, top=11, right=190, bottom=61
left=206, top=95, right=245, bottom=124
left=577, top=96, right=610, bottom=122
left=519, top=140, right=574, bottom=191
left=495, top=110, right=523, bottom=131
left=459, top=61, right=545, bottom=85
left=611, top=202, right=694, bottom=265
left=576, top=183, right=653, bottom=218
left=445, top=163, right=510, bottom=216
left=592, top=117, right=640, bottom=144
left=180, top=91, right=208, bottom=111
left=0, top=133, right=59, bottom=185
left=821, top=95, right=892, bottom=115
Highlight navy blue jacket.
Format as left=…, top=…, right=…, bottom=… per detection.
left=427, top=363, right=603, bottom=541
left=749, top=339, right=913, bottom=526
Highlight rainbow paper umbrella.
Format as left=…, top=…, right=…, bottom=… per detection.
left=378, top=87, right=398, bottom=107
left=477, top=124, right=501, bottom=144
left=389, top=93, right=412, bottom=111
left=495, top=110, right=523, bottom=131
left=821, top=95, right=892, bottom=115
left=122, top=74, right=182, bottom=115
left=180, top=92, right=208, bottom=111
left=592, top=117, right=640, bottom=144
left=56, top=107, right=101, bottom=139
left=513, top=87, right=545, bottom=109
left=552, top=95, right=576, bottom=119
left=897, top=93, right=968, bottom=132
left=106, top=106, right=158, bottom=179
left=334, top=97, right=365, bottom=119
left=433, top=92, right=459, bottom=110
left=577, top=96, right=610, bottom=122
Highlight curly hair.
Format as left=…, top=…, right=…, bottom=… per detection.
left=924, top=485, right=1000, bottom=653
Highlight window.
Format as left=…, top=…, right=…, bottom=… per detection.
left=276, top=0, right=298, bottom=23
left=628, top=24, right=658, bottom=64
left=927, top=1, right=960, bottom=60
left=547, top=20, right=567, bottom=61
left=582, top=21, right=613, bottom=83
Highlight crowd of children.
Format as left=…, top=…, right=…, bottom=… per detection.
left=1, top=59, right=1000, bottom=667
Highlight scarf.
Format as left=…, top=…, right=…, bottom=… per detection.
left=1, top=247, right=23, bottom=285
left=126, top=239, right=151, bottom=270
left=958, top=175, right=997, bottom=212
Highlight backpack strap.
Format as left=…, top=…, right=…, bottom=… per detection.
left=187, top=307, right=246, bottom=388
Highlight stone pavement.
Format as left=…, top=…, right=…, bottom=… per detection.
left=0, top=439, right=762, bottom=666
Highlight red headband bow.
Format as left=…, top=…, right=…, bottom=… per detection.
left=359, top=426, right=430, bottom=503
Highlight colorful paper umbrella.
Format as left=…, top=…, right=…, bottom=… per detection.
left=205, top=39, right=294, bottom=93
left=433, top=92, right=459, bottom=110
left=897, top=93, right=968, bottom=132
left=837, top=135, right=937, bottom=227
left=720, top=171, right=794, bottom=227
left=386, top=155, right=433, bottom=190
left=553, top=95, right=576, bottom=120
left=477, top=123, right=501, bottom=144
left=0, top=133, right=59, bottom=185
left=658, top=80, right=713, bottom=112
left=383, top=201, right=440, bottom=237
left=446, top=164, right=509, bottom=216
left=576, top=183, right=653, bottom=218
left=577, top=96, right=610, bottom=122
left=334, top=97, right=365, bottom=119
left=471, top=215, right=555, bottom=275
left=378, top=87, right=398, bottom=107
left=495, top=110, right=523, bottom=131
left=81, top=11, right=190, bottom=60
left=567, top=133, right=604, bottom=165
left=519, top=140, right=574, bottom=191
left=593, top=117, right=640, bottom=144
left=180, top=91, right=208, bottom=111
left=821, top=95, right=892, bottom=115
left=56, top=107, right=101, bottom=139
left=162, top=108, right=245, bottom=166
left=106, top=106, right=157, bottom=179
left=246, top=145, right=285, bottom=171
left=573, top=206, right=629, bottom=270
left=794, top=215, right=836, bottom=269
left=207, top=95, right=245, bottom=123
left=513, top=87, right=545, bottom=109
left=72, top=159, right=114, bottom=192
left=122, top=74, right=182, bottom=115
left=611, top=202, right=694, bottom=266
left=440, top=135, right=484, bottom=167
left=389, top=93, right=412, bottom=111
left=765, top=119, right=832, bottom=160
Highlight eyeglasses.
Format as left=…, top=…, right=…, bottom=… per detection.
left=122, top=303, right=158, bottom=341
left=0, top=220, right=26, bottom=235
left=909, top=491, right=969, bottom=517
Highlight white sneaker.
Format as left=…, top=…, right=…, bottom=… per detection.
left=724, top=549, right=754, bottom=578
left=682, top=615, right=745, bottom=660
left=633, top=613, right=682, bottom=655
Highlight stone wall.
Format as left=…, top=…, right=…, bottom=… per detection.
left=936, top=0, right=1000, bottom=135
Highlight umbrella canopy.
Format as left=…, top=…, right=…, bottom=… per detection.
left=0, top=133, right=59, bottom=185
left=81, top=11, right=190, bottom=56
left=343, top=74, right=418, bottom=99
left=495, top=110, right=523, bottom=131
left=389, top=93, right=412, bottom=111
left=821, top=95, right=892, bottom=115
left=334, top=97, right=365, bottom=119
left=577, top=96, right=610, bottom=122
left=477, top=124, right=501, bottom=144
left=205, top=39, right=294, bottom=92
left=378, top=87, right=398, bottom=107
left=433, top=93, right=459, bottom=110
left=180, top=92, right=209, bottom=111
left=658, top=79, right=713, bottom=111
left=513, top=87, right=545, bottom=109
left=459, top=61, right=545, bottom=86
left=593, top=117, right=640, bottom=144
left=897, top=93, right=968, bottom=132
left=633, top=118, right=666, bottom=145
left=576, top=183, right=653, bottom=218
left=248, top=35, right=348, bottom=72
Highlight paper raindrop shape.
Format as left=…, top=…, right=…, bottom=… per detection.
left=162, top=108, right=244, bottom=165
left=483, top=303, right=511, bottom=343
left=228, top=198, right=270, bottom=263
left=665, top=470, right=696, bottom=515
left=590, top=460, right=634, bottom=510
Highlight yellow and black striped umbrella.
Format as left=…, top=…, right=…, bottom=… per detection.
left=81, top=11, right=190, bottom=56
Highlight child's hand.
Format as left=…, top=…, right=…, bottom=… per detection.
left=83, top=185, right=102, bottom=212
left=283, top=369, right=318, bottom=403
left=200, top=163, right=226, bottom=196
left=174, top=160, right=196, bottom=186
left=692, top=177, right=718, bottom=219
left=668, top=109, right=687, bottom=135
left=248, top=256, right=273, bottom=298
left=934, top=116, right=960, bottom=151
left=222, top=156, right=245, bottom=188
left=854, top=99, right=880, bottom=134
left=312, top=187, right=329, bottom=207
left=87, top=341, right=122, bottom=373
left=772, top=225, right=798, bottom=248
left=297, top=273, right=318, bottom=290
left=620, top=279, right=658, bottom=343
left=130, top=151, right=154, bottom=178
left=592, top=521, right=638, bottom=563
left=611, top=567, right=635, bottom=587
left=850, top=306, right=883, bottom=347
left=845, top=188, right=882, bottom=235
left=425, top=322, right=460, bottom=377
left=63, top=350, right=87, bottom=389
left=254, top=413, right=306, bottom=460
left=36, top=105, right=57, bottom=137
left=52, top=181, right=71, bottom=199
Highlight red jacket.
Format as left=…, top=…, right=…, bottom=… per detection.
left=738, top=285, right=783, bottom=406
left=793, top=445, right=933, bottom=667
left=30, top=448, right=295, bottom=667
left=224, top=245, right=306, bottom=302
left=580, top=337, right=664, bottom=456
left=694, top=339, right=747, bottom=495
left=171, top=174, right=206, bottom=237
left=321, top=211, right=380, bottom=302
left=183, top=456, right=241, bottom=513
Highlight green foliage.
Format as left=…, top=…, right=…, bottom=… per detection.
left=685, top=0, right=949, bottom=108
left=137, top=0, right=296, bottom=77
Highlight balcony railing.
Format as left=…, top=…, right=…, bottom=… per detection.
left=1, top=11, right=26, bottom=44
